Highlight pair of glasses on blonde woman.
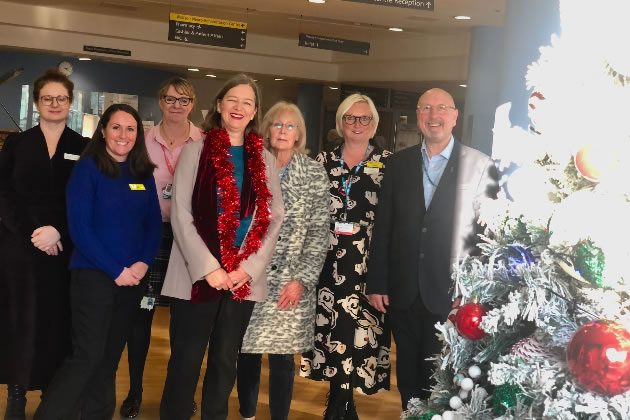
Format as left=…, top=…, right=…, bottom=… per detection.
left=342, top=115, right=373, bottom=126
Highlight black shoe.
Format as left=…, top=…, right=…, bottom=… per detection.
left=120, top=396, right=141, bottom=418
left=323, top=392, right=346, bottom=420
left=5, top=384, right=26, bottom=420
left=344, top=400, right=359, bottom=420
left=192, top=400, right=198, bottom=416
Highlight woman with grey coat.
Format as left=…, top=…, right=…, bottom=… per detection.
left=237, top=101, right=329, bottom=420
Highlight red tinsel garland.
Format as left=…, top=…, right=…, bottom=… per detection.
left=208, top=128, right=271, bottom=301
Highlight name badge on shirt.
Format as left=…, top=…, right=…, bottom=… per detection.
left=162, top=183, right=173, bottom=200
left=363, top=167, right=380, bottom=175
left=129, top=184, right=146, bottom=191
left=140, top=296, right=155, bottom=310
left=366, top=161, right=383, bottom=168
left=64, top=153, right=80, bottom=161
left=334, top=222, right=355, bottom=235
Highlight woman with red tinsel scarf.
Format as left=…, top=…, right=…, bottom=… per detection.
left=159, top=74, right=284, bottom=420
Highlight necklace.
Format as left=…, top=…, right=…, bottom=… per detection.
left=161, top=123, right=190, bottom=147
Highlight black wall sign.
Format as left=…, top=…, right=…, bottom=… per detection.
left=391, top=90, right=421, bottom=110
left=343, top=0, right=434, bottom=11
left=299, top=33, right=370, bottom=56
left=83, top=45, right=131, bottom=57
left=168, top=13, right=247, bottom=49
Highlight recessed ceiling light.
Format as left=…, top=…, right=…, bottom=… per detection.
left=274, top=78, right=284, bottom=81
left=78, top=57, right=91, bottom=61
left=329, top=86, right=339, bottom=90
left=459, top=84, right=467, bottom=87
left=253, top=79, right=258, bottom=82
left=454, top=15, right=471, bottom=20
left=309, top=0, right=326, bottom=3
left=206, top=74, right=217, bottom=77
left=188, top=68, right=200, bottom=72
left=389, top=27, right=403, bottom=32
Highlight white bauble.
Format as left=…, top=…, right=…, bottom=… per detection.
left=430, top=416, right=443, bottom=420
left=449, top=396, right=463, bottom=410
left=459, top=390, right=469, bottom=399
left=460, top=377, right=474, bottom=391
left=468, top=365, right=481, bottom=379
left=442, top=412, right=456, bottom=420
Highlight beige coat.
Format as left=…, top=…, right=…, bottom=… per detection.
left=161, top=139, right=284, bottom=302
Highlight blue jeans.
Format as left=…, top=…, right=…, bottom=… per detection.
left=237, top=353, right=295, bottom=420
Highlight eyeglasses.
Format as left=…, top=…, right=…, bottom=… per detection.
left=417, top=104, right=456, bottom=114
left=272, top=123, right=296, bottom=131
left=163, top=95, right=192, bottom=106
left=342, top=115, right=373, bottom=126
left=40, top=95, right=70, bottom=106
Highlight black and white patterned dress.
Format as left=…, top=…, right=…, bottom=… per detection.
left=300, top=142, right=392, bottom=395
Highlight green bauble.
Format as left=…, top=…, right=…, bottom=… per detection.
left=418, top=412, right=438, bottom=420
left=492, top=383, right=531, bottom=415
left=575, top=239, right=605, bottom=288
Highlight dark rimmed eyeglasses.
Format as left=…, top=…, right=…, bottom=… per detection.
left=40, top=95, right=70, bottom=106
left=163, top=95, right=192, bottom=106
left=342, top=115, right=373, bottom=126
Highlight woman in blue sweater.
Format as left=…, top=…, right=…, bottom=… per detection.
left=34, top=104, right=162, bottom=420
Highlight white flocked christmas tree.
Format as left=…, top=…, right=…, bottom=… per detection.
left=402, top=0, right=630, bottom=418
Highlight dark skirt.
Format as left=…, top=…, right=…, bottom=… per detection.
left=143, top=222, right=173, bottom=306
left=0, top=226, right=72, bottom=390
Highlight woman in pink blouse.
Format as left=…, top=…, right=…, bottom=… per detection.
left=119, top=77, right=203, bottom=418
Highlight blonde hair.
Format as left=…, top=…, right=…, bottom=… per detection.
left=335, top=93, right=379, bottom=138
left=261, top=101, right=307, bottom=153
left=158, top=77, right=196, bottom=103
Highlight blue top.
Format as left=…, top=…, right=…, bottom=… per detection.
left=230, top=145, right=253, bottom=247
left=421, top=136, right=454, bottom=208
left=66, top=156, right=163, bottom=280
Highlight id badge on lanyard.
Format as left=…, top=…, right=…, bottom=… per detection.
left=336, top=144, right=371, bottom=235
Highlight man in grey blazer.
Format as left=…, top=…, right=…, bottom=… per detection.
left=366, top=88, right=499, bottom=409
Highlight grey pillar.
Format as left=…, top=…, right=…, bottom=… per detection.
left=462, top=26, right=504, bottom=155
left=464, top=0, right=561, bottom=155
left=297, top=83, right=324, bottom=158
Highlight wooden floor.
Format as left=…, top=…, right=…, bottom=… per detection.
left=1, top=306, right=403, bottom=419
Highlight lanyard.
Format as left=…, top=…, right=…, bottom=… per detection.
left=159, top=143, right=176, bottom=176
left=421, top=150, right=436, bottom=187
left=339, top=144, right=371, bottom=216
left=280, top=154, right=294, bottom=182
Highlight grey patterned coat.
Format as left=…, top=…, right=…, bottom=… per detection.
left=241, top=153, right=329, bottom=354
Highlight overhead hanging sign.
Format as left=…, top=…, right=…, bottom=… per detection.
left=343, top=0, right=434, bottom=11
left=168, top=13, right=247, bottom=49
left=298, top=33, right=370, bottom=56
left=83, top=45, right=131, bottom=56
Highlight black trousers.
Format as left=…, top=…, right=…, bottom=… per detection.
left=237, top=353, right=295, bottom=420
left=389, top=295, right=442, bottom=410
left=126, top=306, right=155, bottom=399
left=34, top=269, right=143, bottom=420
left=160, top=295, right=255, bottom=420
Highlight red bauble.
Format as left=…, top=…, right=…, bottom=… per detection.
left=567, top=320, right=630, bottom=396
left=574, top=144, right=619, bottom=181
left=455, top=303, right=488, bottom=340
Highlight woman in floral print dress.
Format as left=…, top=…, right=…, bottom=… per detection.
left=300, top=93, right=392, bottom=420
